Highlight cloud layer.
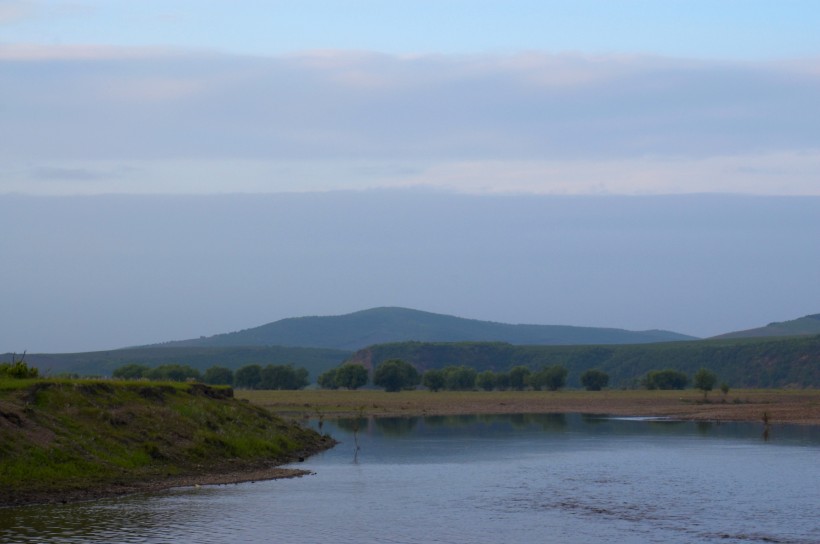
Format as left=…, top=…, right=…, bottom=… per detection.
left=2, top=47, right=819, bottom=194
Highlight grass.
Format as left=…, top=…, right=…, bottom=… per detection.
left=0, top=379, right=333, bottom=505
left=237, top=388, right=820, bottom=425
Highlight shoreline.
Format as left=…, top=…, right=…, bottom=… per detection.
left=1, top=450, right=330, bottom=509
left=239, top=388, right=820, bottom=426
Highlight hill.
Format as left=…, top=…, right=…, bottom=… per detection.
left=159, top=307, right=696, bottom=350
left=345, top=335, right=820, bottom=389
left=713, top=314, right=820, bottom=339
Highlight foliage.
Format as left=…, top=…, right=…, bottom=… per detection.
left=260, top=364, right=309, bottom=390
left=508, top=366, right=531, bottom=391
left=317, top=368, right=340, bottom=389
left=422, top=369, right=445, bottom=392
left=442, top=365, right=477, bottom=391
left=580, top=369, right=610, bottom=391
left=203, top=366, right=234, bottom=386
left=373, top=359, right=420, bottom=392
left=475, top=370, right=497, bottom=391
left=643, top=369, right=689, bottom=390
left=144, top=364, right=201, bottom=382
left=112, top=364, right=149, bottom=380
left=334, top=364, right=369, bottom=390
left=0, top=356, right=40, bottom=379
left=234, top=364, right=263, bottom=389
left=694, top=368, right=718, bottom=398
left=530, top=365, right=568, bottom=391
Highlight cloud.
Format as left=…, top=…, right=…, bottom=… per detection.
left=1, top=47, right=818, bottom=194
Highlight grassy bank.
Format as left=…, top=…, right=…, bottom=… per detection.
left=238, top=388, right=820, bottom=425
left=0, top=379, right=334, bottom=507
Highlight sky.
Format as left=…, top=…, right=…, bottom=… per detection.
left=1, top=1, right=819, bottom=352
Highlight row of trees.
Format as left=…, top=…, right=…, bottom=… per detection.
left=112, top=363, right=310, bottom=390
left=643, top=367, right=721, bottom=397
left=316, top=360, right=610, bottom=393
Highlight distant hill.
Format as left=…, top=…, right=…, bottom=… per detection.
left=345, top=335, right=820, bottom=389
left=158, top=307, right=696, bottom=350
left=713, top=314, right=820, bottom=339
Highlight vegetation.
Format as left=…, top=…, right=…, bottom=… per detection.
left=0, top=355, right=39, bottom=379
left=345, top=334, right=820, bottom=388
left=694, top=368, right=718, bottom=399
left=316, top=364, right=368, bottom=390
left=643, top=369, right=689, bottom=390
left=8, top=345, right=350, bottom=382
left=0, top=379, right=333, bottom=506
left=373, top=359, right=420, bottom=392
left=580, top=369, right=610, bottom=391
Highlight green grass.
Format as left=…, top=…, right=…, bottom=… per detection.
left=0, top=379, right=332, bottom=501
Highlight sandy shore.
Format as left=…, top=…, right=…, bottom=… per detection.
left=239, top=388, right=820, bottom=426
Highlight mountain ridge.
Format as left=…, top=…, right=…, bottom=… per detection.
left=712, top=313, right=820, bottom=339
left=156, top=306, right=697, bottom=350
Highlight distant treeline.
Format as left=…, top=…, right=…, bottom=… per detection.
left=11, top=345, right=351, bottom=381
left=346, top=335, right=820, bottom=389
left=112, top=363, right=310, bottom=390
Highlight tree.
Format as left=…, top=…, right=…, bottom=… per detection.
left=494, top=372, right=510, bottom=391
left=234, top=364, right=262, bottom=389
left=422, top=369, right=445, bottom=392
left=203, top=365, right=234, bottom=386
left=335, top=364, right=369, bottom=390
left=476, top=370, right=497, bottom=391
left=643, top=369, right=688, bottom=390
left=531, top=365, right=568, bottom=391
left=580, top=369, right=609, bottom=391
left=443, top=365, right=477, bottom=390
left=694, top=368, right=717, bottom=399
left=317, top=368, right=340, bottom=389
left=145, top=364, right=201, bottom=382
left=260, top=364, right=309, bottom=390
left=112, top=363, right=149, bottom=380
left=374, top=359, right=420, bottom=392
left=508, top=366, right=531, bottom=391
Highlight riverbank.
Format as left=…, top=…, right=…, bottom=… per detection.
left=238, top=388, right=820, bottom=425
left=0, top=380, right=334, bottom=507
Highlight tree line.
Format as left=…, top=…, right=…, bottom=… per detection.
left=112, top=363, right=310, bottom=390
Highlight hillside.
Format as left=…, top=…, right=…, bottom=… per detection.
left=345, top=335, right=820, bottom=389
left=0, top=379, right=334, bottom=506
left=7, top=346, right=351, bottom=380
left=159, top=307, right=696, bottom=350
left=713, top=313, right=820, bottom=339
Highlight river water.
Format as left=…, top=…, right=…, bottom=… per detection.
left=2, top=414, right=819, bottom=544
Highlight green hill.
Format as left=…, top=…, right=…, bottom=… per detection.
left=713, top=314, right=820, bottom=339
left=159, top=307, right=696, bottom=350
left=345, top=335, right=820, bottom=389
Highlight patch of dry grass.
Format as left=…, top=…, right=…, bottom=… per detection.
left=237, top=388, right=820, bottom=425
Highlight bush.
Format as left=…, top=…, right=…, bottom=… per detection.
left=530, top=365, right=568, bottom=391
left=335, top=364, right=369, bottom=390
left=422, top=369, right=445, bottom=392
left=580, top=369, right=610, bottom=391
left=374, top=359, right=420, bottom=392
left=643, top=369, right=689, bottom=390
left=112, top=364, right=149, bottom=380
left=0, top=358, right=39, bottom=379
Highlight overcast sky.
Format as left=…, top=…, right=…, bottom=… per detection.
left=2, top=1, right=819, bottom=352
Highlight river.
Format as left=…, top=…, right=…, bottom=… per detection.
left=2, top=414, right=819, bottom=543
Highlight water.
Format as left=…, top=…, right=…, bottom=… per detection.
left=2, top=414, right=819, bottom=544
